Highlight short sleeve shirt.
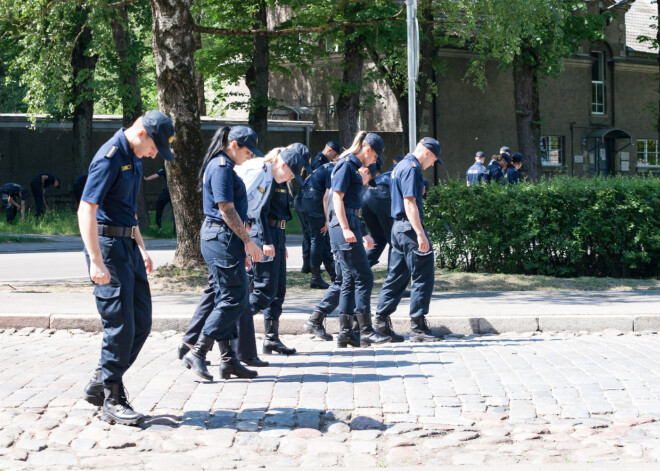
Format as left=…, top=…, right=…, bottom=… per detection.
left=203, top=152, right=248, bottom=223
left=310, top=152, right=329, bottom=172
left=331, top=154, right=363, bottom=210
left=81, top=129, right=142, bottom=227
left=466, top=161, right=486, bottom=186
left=31, top=173, right=58, bottom=188
left=505, top=167, right=519, bottom=184
left=235, top=158, right=273, bottom=221
left=390, top=153, right=425, bottom=222
left=306, top=162, right=333, bottom=192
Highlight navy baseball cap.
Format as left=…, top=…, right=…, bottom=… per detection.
left=229, top=126, right=263, bottom=157
left=287, top=143, right=311, bottom=174
left=475, top=151, right=485, bottom=158
left=420, top=137, right=444, bottom=165
left=327, top=140, right=342, bottom=155
left=501, top=152, right=511, bottom=164
left=280, top=148, right=306, bottom=185
left=143, top=110, right=175, bottom=161
left=511, top=152, right=523, bottom=163
left=500, top=146, right=511, bottom=155
left=365, top=133, right=385, bottom=160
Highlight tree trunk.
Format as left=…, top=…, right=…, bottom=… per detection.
left=194, top=12, right=207, bottom=116
left=71, top=11, right=98, bottom=178
left=245, top=0, right=269, bottom=150
left=111, top=5, right=150, bottom=229
left=337, top=26, right=364, bottom=148
left=513, top=53, right=541, bottom=181
left=150, top=0, right=205, bottom=265
left=657, top=0, right=660, bottom=142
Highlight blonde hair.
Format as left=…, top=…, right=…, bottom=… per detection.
left=339, top=131, right=369, bottom=159
left=258, top=147, right=282, bottom=166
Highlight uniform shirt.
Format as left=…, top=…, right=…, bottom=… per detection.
left=30, top=172, right=58, bottom=188
left=310, top=151, right=329, bottom=172
left=483, top=160, right=504, bottom=184
left=390, top=153, right=425, bottom=223
left=305, top=162, right=334, bottom=192
left=202, top=152, right=248, bottom=223
left=374, top=169, right=393, bottom=187
left=235, top=158, right=273, bottom=224
left=466, top=161, right=486, bottom=186
left=331, top=153, right=363, bottom=210
left=0, top=183, right=25, bottom=201
left=505, top=167, right=520, bottom=184
left=81, top=129, right=143, bottom=227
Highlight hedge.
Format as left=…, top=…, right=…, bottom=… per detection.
left=424, top=176, right=660, bottom=278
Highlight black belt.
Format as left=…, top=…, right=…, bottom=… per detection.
left=395, top=217, right=409, bottom=222
left=346, top=208, right=363, bottom=218
left=268, top=218, right=287, bottom=229
left=206, top=219, right=228, bottom=228
left=305, top=187, right=323, bottom=193
left=98, top=224, right=135, bottom=239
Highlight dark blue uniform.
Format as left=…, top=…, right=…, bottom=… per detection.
left=376, top=153, right=434, bottom=320
left=466, top=161, right=486, bottom=186
left=361, top=168, right=394, bottom=267
left=310, top=151, right=329, bottom=171
left=199, top=153, right=249, bottom=341
left=0, top=183, right=27, bottom=223
left=483, top=160, right=504, bottom=184
left=505, top=167, right=520, bottom=184
left=328, top=154, right=373, bottom=317
left=154, top=167, right=172, bottom=228
left=30, top=172, right=58, bottom=217
left=299, top=163, right=335, bottom=272
left=81, top=129, right=151, bottom=387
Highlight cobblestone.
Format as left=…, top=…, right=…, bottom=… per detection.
left=1, top=330, right=660, bottom=466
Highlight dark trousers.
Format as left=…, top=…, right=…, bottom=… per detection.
left=376, top=220, right=435, bottom=319
left=315, top=247, right=343, bottom=315
left=4, top=203, right=17, bottom=223
left=30, top=181, right=44, bottom=218
left=294, top=193, right=310, bottom=267
left=328, top=214, right=373, bottom=316
left=362, top=187, right=393, bottom=267
left=155, top=188, right=171, bottom=228
left=86, top=236, right=152, bottom=385
left=250, top=225, right=287, bottom=321
left=200, top=223, right=247, bottom=341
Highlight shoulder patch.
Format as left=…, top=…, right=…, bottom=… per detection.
left=257, top=186, right=265, bottom=194
left=121, top=164, right=132, bottom=172
left=105, top=146, right=117, bottom=159
left=219, top=156, right=226, bottom=166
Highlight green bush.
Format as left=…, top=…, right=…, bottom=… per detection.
left=425, top=176, right=660, bottom=278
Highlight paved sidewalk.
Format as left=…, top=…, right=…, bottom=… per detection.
left=0, top=289, right=659, bottom=335
left=1, top=329, right=660, bottom=469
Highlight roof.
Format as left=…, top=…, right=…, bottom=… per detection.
left=625, top=0, right=658, bottom=54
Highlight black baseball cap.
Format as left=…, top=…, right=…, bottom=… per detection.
left=501, top=152, right=512, bottom=164
left=288, top=143, right=311, bottom=174
left=365, top=133, right=385, bottom=160
left=143, top=110, right=175, bottom=161
left=511, top=152, right=523, bottom=163
left=327, top=140, right=342, bottom=155
left=280, top=148, right=306, bottom=185
left=228, top=126, right=263, bottom=157
left=420, top=137, right=444, bottom=165
left=475, top=151, right=485, bottom=158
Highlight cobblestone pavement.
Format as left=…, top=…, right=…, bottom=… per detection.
left=1, top=328, right=660, bottom=469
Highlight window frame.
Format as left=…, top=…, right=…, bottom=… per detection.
left=591, top=51, right=606, bottom=115
left=637, top=139, right=660, bottom=168
left=540, top=136, right=565, bottom=167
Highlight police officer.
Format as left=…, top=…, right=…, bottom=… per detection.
left=79, top=110, right=174, bottom=425
left=241, top=147, right=306, bottom=356
left=484, top=153, right=507, bottom=183
left=372, top=138, right=443, bottom=343
left=310, top=140, right=341, bottom=171
left=29, top=172, right=60, bottom=218
left=506, top=152, right=523, bottom=184
left=0, top=183, right=28, bottom=223
left=299, top=153, right=339, bottom=289
left=144, top=167, right=172, bottom=229
left=466, top=151, right=487, bottom=186
left=181, top=126, right=264, bottom=382
left=327, top=131, right=391, bottom=348
left=292, top=145, right=314, bottom=275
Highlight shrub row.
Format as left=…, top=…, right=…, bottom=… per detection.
left=424, top=176, right=660, bottom=278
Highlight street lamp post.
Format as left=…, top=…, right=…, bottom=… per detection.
left=406, top=0, right=419, bottom=153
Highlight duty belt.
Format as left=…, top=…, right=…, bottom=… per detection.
left=206, top=219, right=228, bottom=229
left=346, top=208, right=363, bottom=218
left=305, top=187, right=323, bottom=193
left=268, top=218, right=286, bottom=229
left=98, top=224, right=135, bottom=239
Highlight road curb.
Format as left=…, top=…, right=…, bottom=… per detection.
left=2, top=313, right=659, bottom=335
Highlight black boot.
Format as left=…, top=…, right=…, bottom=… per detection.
left=304, top=309, right=333, bottom=341
left=326, top=263, right=337, bottom=283
left=309, top=267, right=330, bottom=289
left=83, top=367, right=104, bottom=407
left=410, top=316, right=443, bottom=342
left=374, top=315, right=405, bottom=343
left=241, top=356, right=269, bottom=367
left=300, top=259, right=310, bottom=274
left=356, top=313, right=391, bottom=347
left=101, top=384, right=145, bottom=426
left=263, top=319, right=297, bottom=355
left=336, top=314, right=360, bottom=348
left=219, top=340, right=258, bottom=379
left=177, top=343, right=190, bottom=359
left=182, top=334, right=215, bottom=381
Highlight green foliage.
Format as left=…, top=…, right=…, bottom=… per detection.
left=425, top=177, right=660, bottom=278
left=0, top=210, right=80, bottom=235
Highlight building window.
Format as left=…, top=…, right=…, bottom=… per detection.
left=637, top=139, right=660, bottom=167
left=591, top=52, right=605, bottom=115
left=540, top=136, right=564, bottom=166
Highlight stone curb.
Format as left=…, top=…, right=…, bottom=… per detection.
left=1, top=313, right=659, bottom=335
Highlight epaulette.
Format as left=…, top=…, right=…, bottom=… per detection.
left=263, top=164, right=267, bottom=172
left=412, top=162, right=417, bottom=168
left=345, top=156, right=350, bottom=161
left=105, top=146, right=117, bottom=159
left=219, top=156, right=227, bottom=166
left=257, top=186, right=265, bottom=194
